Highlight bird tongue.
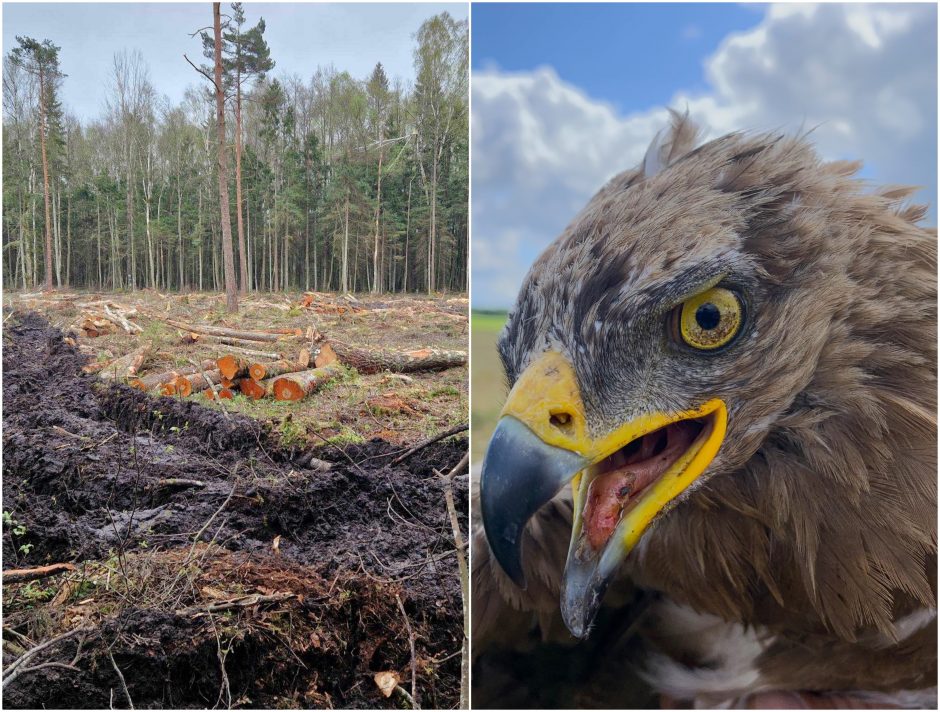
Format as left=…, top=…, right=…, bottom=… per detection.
left=582, top=420, right=702, bottom=552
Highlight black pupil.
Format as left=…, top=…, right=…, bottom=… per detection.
left=695, top=303, right=722, bottom=330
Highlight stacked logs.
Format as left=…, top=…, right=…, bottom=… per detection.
left=84, top=317, right=467, bottom=405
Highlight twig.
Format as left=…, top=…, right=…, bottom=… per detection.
left=181, top=591, right=295, bottom=615
left=390, top=424, right=468, bottom=466
left=183, top=53, right=218, bottom=90
left=310, top=429, right=366, bottom=476
left=108, top=649, right=135, bottom=709
left=188, top=483, right=237, bottom=561
left=438, top=451, right=470, bottom=709
left=395, top=594, right=420, bottom=709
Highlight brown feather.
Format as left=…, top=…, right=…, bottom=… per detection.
left=476, top=114, right=937, bottom=702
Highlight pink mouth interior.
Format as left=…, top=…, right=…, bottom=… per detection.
left=582, top=419, right=705, bottom=552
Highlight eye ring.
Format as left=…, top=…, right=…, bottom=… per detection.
left=675, top=287, right=743, bottom=351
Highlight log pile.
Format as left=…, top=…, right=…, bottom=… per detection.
left=65, top=306, right=467, bottom=405
left=70, top=301, right=143, bottom=337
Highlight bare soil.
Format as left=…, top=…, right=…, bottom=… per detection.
left=2, top=312, right=468, bottom=709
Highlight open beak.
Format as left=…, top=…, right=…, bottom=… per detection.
left=480, top=351, right=727, bottom=638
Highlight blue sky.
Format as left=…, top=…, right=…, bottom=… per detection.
left=473, top=2, right=762, bottom=112
left=2, top=2, right=468, bottom=122
left=472, top=3, right=938, bottom=308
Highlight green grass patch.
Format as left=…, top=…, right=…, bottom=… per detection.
left=471, top=310, right=509, bottom=462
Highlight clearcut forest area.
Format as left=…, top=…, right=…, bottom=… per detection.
left=2, top=4, right=469, bottom=709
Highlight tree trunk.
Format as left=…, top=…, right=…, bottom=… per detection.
left=341, top=194, right=350, bottom=292
left=328, top=339, right=466, bottom=374
left=37, top=64, right=53, bottom=290
left=213, top=2, right=239, bottom=313
left=235, top=75, right=249, bottom=295
left=372, top=136, right=384, bottom=293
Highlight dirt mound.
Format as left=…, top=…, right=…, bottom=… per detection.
left=2, top=312, right=467, bottom=709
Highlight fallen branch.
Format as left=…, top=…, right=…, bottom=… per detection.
left=109, top=649, right=135, bottom=709
left=103, top=304, right=142, bottom=334
left=395, top=594, right=420, bottom=709
left=390, top=424, right=468, bottom=465
left=183, top=591, right=296, bottom=615
left=3, top=563, right=76, bottom=584
left=438, top=452, right=470, bottom=710
left=2, top=625, right=91, bottom=689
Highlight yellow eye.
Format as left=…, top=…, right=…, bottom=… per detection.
left=678, top=287, right=742, bottom=350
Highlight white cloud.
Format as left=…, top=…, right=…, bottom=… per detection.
left=472, top=3, right=937, bottom=308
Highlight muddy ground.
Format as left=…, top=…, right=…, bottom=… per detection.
left=2, top=313, right=468, bottom=709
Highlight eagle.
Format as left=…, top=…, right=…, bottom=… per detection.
left=474, top=114, right=937, bottom=708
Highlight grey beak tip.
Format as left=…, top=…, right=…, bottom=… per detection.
left=480, top=416, right=586, bottom=589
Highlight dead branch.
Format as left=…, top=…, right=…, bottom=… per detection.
left=3, top=563, right=76, bottom=584
left=156, top=478, right=207, bottom=489
left=183, top=591, right=296, bottom=615
left=438, top=451, right=470, bottom=709
left=108, top=648, right=135, bottom=709
left=395, top=594, right=420, bottom=709
left=390, top=424, right=468, bottom=465
left=2, top=625, right=92, bottom=689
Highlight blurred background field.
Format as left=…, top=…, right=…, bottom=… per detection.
left=471, top=310, right=508, bottom=461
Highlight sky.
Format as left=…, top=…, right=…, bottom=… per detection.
left=472, top=3, right=939, bottom=308
left=2, top=1, right=468, bottom=122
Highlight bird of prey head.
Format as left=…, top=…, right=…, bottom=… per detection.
left=480, top=113, right=937, bottom=648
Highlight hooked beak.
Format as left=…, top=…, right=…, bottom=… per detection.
left=480, top=351, right=727, bottom=638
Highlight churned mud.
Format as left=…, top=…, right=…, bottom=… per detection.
left=2, top=312, right=467, bottom=709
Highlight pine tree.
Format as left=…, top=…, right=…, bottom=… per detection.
left=11, top=36, right=64, bottom=290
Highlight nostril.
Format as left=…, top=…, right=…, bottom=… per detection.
left=550, top=412, right=574, bottom=430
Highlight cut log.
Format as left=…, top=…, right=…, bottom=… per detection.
left=179, top=332, right=286, bottom=355
left=129, top=359, right=215, bottom=392
left=314, top=342, right=338, bottom=368
left=217, top=355, right=250, bottom=380
left=82, top=358, right=115, bottom=375
left=3, top=563, right=76, bottom=584
left=239, top=377, right=271, bottom=400
left=272, top=364, right=344, bottom=402
left=127, top=343, right=151, bottom=377
left=174, top=369, right=223, bottom=397
left=249, top=359, right=306, bottom=382
left=204, top=387, right=234, bottom=400
left=328, top=340, right=466, bottom=375
left=99, top=343, right=153, bottom=381
left=297, top=347, right=311, bottom=368
left=162, top=318, right=294, bottom=343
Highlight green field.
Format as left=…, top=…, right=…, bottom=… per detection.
left=471, top=311, right=509, bottom=461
